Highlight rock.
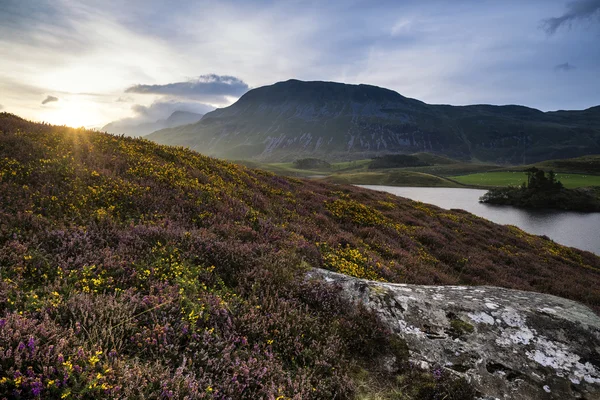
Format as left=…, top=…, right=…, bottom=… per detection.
left=312, top=268, right=600, bottom=400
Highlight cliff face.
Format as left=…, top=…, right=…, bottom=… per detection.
left=146, top=80, right=600, bottom=163
left=313, top=269, right=600, bottom=400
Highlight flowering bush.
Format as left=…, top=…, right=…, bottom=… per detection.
left=0, top=113, right=598, bottom=398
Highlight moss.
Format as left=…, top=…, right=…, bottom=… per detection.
left=353, top=365, right=476, bottom=400
left=449, top=318, right=475, bottom=338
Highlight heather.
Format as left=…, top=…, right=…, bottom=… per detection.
left=0, top=113, right=599, bottom=398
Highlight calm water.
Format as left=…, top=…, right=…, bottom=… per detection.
left=359, top=185, right=600, bottom=255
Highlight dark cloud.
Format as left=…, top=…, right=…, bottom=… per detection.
left=125, top=74, right=249, bottom=103
left=555, top=62, right=576, bottom=71
left=41, top=95, right=58, bottom=105
left=542, top=0, right=600, bottom=34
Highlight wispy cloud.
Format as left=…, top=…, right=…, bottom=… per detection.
left=555, top=62, right=577, bottom=71
left=542, top=0, right=600, bottom=34
left=41, top=95, right=58, bottom=105
left=125, top=74, right=249, bottom=103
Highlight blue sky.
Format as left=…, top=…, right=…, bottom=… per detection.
left=0, top=0, right=599, bottom=127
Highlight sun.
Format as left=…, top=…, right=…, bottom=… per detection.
left=40, top=99, right=105, bottom=128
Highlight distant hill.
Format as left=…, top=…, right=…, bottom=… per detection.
left=102, top=110, right=203, bottom=136
left=531, top=154, right=600, bottom=175
left=146, top=79, right=600, bottom=164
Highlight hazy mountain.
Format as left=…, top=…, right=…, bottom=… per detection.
left=146, top=80, right=600, bottom=163
left=102, top=110, right=204, bottom=137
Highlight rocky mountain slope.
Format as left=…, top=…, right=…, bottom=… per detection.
left=147, top=80, right=600, bottom=163
left=1, top=113, right=599, bottom=398
left=102, top=110, right=203, bottom=137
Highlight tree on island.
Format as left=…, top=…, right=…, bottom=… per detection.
left=480, top=168, right=600, bottom=212
left=523, top=167, right=562, bottom=192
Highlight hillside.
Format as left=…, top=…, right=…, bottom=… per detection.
left=146, top=79, right=600, bottom=163
left=1, top=113, right=600, bottom=398
left=245, top=154, right=500, bottom=188
left=451, top=154, right=600, bottom=189
left=529, top=154, right=600, bottom=175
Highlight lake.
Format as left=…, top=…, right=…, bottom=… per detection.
left=359, top=185, right=600, bottom=255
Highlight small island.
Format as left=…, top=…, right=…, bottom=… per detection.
left=480, top=167, right=600, bottom=212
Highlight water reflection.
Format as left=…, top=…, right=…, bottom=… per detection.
left=359, top=185, right=600, bottom=255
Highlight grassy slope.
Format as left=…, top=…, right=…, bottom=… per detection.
left=451, top=155, right=600, bottom=188
left=238, top=159, right=371, bottom=177
left=249, top=155, right=494, bottom=187
left=324, top=171, right=463, bottom=187
left=452, top=171, right=600, bottom=188
left=1, top=114, right=599, bottom=398
left=257, top=154, right=600, bottom=189
left=526, top=154, right=600, bottom=175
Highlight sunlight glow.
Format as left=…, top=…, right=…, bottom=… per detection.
left=38, top=99, right=105, bottom=128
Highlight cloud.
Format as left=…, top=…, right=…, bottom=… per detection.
left=555, top=62, right=577, bottom=71
left=2, top=0, right=600, bottom=118
left=130, top=99, right=214, bottom=120
left=542, top=0, right=600, bottom=34
left=41, top=95, right=58, bottom=105
left=0, top=104, right=3, bottom=110
left=102, top=99, right=215, bottom=135
left=125, top=74, right=249, bottom=103
left=116, top=96, right=133, bottom=103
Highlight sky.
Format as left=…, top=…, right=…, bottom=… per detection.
left=0, top=0, right=599, bottom=128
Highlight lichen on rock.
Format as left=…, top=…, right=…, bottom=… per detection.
left=313, top=268, right=600, bottom=400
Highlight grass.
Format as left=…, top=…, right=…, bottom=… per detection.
left=528, top=155, right=600, bottom=175
left=402, top=163, right=501, bottom=177
left=248, top=156, right=495, bottom=187
left=245, top=159, right=372, bottom=177
left=324, top=171, right=463, bottom=187
left=252, top=154, right=600, bottom=189
left=452, top=171, right=600, bottom=188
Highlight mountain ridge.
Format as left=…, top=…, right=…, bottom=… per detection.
left=147, top=80, right=600, bottom=163
left=102, top=110, right=204, bottom=137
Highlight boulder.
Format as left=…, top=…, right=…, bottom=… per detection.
left=313, top=268, right=600, bottom=400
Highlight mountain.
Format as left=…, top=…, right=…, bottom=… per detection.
left=102, top=110, right=203, bottom=136
left=164, top=110, right=205, bottom=127
left=146, top=79, right=600, bottom=164
left=1, top=112, right=599, bottom=398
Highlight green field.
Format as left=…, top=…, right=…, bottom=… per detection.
left=324, top=170, right=463, bottom=187
left=240, top=153, right=600, bottom=189
left=236, top=159, right=372, bottom=177
left=452, top=172, right=600, bottom=188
